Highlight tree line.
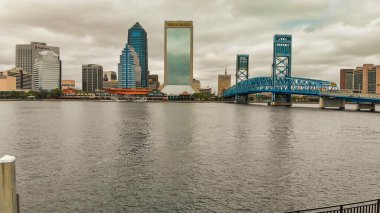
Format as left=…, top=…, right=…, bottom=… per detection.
left=0, top=88, right=62, bottom=99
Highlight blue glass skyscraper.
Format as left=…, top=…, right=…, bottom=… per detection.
left=118, top=44, right=141, bottom=88
left=128, top=22, right=148, bottom=88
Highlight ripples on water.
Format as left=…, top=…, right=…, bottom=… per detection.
left=0, top=101, right=379, bottom=212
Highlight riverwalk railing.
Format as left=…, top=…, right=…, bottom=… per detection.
left=285, top=199, right=380, bottom=213
left=321, top=90, right=380, bottom=100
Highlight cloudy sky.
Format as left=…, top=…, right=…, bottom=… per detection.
left=0, top=0, right=379, bottom=89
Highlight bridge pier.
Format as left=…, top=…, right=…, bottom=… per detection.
left=235, top=95, right=249, bottom=104
left=354, top=103, right=375, bottom=111
left=270, top=93, right=292, bottom=106
left=268, top=102, right=292, bottom=106
left=319, top=97, right=345, bottom=110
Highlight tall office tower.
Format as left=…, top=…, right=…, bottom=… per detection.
left=128, top=22, right=148, bottom=88
left=82, top=64, right=103, bottom=92
left=218, top=68, right=231, bottom=97
left=33, top=51, right=61, bottom=91
left=16, top=42, right=60, bottom=75
left=118, top=45, right=141, bottom=88
left=160, top=21, right=197, bottom=95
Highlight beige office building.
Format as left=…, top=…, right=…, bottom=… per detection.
left=192, top=79, right=201, bottom=91
left=340, top=64, right=380, bottom=94
left=61, top=80, right=75, bottom=89
left=0, top=75, right=16, bottom=91
left=218, top=69, right=231, bottom=96
left=1, top=67, right=32, bottom=90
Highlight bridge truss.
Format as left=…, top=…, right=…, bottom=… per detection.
left=223, top=77, right=338, bottom=97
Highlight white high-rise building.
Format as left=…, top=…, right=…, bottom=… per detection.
left=16, top=42, right=60, bottom=91
left=16, top=42, right=60, bottom=75
left=33, top=51, right=61, bottom=91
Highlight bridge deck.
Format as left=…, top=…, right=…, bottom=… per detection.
left=223, top=77, right=380, bottom=103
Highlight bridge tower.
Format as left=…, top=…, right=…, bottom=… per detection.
left=271, top=34, right=292, bottom=106
left=236, top=54, right=249, bottom=83
left=235, top=54, right=249, bottom=103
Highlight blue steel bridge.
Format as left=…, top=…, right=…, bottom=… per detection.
left=223, top=34, right=380, bottom=108
left=223, top=76, right=337, bottom=98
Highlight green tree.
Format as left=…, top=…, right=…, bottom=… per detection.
left=47, top=88, right=62, bottom=99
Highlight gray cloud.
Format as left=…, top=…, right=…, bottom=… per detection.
left=0, top=0, right=379, bottom=89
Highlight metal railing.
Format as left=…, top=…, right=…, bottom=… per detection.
left=285, top=199, right=380, bottom=213
left=321, top=91, right=380, bottom=99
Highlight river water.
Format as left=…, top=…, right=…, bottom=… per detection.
left=0, top=101, right=379, bottom=212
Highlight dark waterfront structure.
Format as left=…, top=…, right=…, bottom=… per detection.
left=103, top=71, right=117, bottom=81
left=148, top=74, right=160, bottom=90
left=128, top=23, right=148, bottom=88
left=82, top=64, right=103, bottom=92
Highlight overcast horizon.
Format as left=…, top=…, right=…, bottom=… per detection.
left=1, top=0, right=380, bottom=90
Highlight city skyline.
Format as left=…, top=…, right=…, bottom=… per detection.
left=0, top=0, right=380, bottom=90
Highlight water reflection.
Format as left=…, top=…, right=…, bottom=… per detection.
left=262, top=107, right=298, bottom=211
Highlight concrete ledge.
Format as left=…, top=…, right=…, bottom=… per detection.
left=355, top=103, right=375, bottom=111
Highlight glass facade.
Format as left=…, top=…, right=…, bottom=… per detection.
left=166, top=28, right=191, bottom=85
left=345, top=72, right=353, bottom=90
left=82, top=64, right=103, bottom=92
left=128, top=23, right=148, bottom=88
left=33, top=51, right=61, bottom=91
left=118, top=45, right=140, bottom=88
left=368, top=69, right=376, bottom=94
left=353, top=69, right=363, bottom=92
